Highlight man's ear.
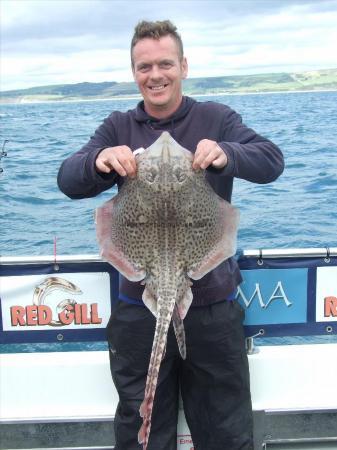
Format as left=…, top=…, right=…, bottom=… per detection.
left=181, top=57, right=188, bottom=79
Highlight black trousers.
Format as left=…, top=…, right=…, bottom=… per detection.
left=106, top=300, right=253, bottom=450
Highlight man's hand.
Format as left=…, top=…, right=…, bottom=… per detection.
left=193, top=139, right=228, bottom=170
left=96, top=146, right=137, bottom=178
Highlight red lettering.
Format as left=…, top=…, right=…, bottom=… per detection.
left=26, top=305, right=38, bottom=326
left=38, top=305, right=52, bottom=325
left=73, top=303, right=91, bottom=325
left=74, top=303, right=102, bottom=325
left=179, top=438, right=193, bottom=445
left=91, top=303, right=102, bottom=324
left=74, top=303, right=82, bottom=325
left=80, top=304, right=90, bottom=325
left=11, top=305, right=52, bottom=326
left=58, top=305, right=74, bottom=325
left=10, top=306, right=26, bottom=326
left=10, top=303, right=104, bottom=327
left=324, top=296, right=337, bottom=317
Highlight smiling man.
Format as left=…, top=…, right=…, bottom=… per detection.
left=132, top=34, right=188, bottom=117
left=58, top=20, right=284, bottom=450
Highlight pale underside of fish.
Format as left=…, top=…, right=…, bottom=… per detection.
left=95, top=131, right=239, bottom=449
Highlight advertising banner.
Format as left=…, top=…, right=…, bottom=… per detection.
left=237, top=268, right=308, bottom=326
left=1, top=255, right=336, bottom=343
left=237, top=255, right=337, bottom=337
left=1, top=272, right=111, bottom=331
left=0, top=261, right=119, bottom=343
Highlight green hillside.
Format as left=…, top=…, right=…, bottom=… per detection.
left=1, top=68, right=336, bottom=103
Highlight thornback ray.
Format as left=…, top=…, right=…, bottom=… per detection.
left=95, top=131, right=239, bottom=449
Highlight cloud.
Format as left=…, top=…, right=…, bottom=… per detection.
left=1, top=0, right=337, bottom=90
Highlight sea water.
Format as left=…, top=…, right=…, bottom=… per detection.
left=1, top=91, right=337, bottom=352
left=1, top=91, right=336, bottom=255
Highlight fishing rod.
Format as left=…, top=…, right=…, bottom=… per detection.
left=0, top=140, right=9, bottom=173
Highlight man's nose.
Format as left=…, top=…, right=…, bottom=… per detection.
left=149, top=65, right=163, bottom=80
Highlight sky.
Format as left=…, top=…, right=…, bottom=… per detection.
left=1, top=0, right=337, bottom=91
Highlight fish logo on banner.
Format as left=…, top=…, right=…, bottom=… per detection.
left=316, top=267, right=337, bottom=322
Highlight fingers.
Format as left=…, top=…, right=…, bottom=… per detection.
left=193, top=139, right=227, bottom=170
left=95, top=140, right=227, bottom=176
left=96, top=146, right=137, bottom=178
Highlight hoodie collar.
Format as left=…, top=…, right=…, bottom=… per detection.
left=133, top=96, right=196, bottom=127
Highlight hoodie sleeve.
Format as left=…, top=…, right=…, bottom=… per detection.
left=57, top=115, right=119, bottom=199
left=217, top=108, right=284, bottom=184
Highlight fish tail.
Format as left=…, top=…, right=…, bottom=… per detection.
left=172, top=304, right=186, bottom=359
left=138, top=297, right=175, bottom=448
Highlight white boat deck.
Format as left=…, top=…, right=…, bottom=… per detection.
left=1, top=343, right=337, bottom=423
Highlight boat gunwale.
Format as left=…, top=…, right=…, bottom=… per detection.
left=1, top=247, right=336, bottom=265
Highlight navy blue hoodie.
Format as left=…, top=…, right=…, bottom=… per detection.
left=57, top=96, right=284, bottom=305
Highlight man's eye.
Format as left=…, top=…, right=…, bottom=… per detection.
left=160, top=62, right=173, bottom=69
left=138, top=65, right=151, bottom=72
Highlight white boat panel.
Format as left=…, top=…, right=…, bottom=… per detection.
left=249, top=343, right=337, bottom=411
left=0, top=351, right=117, bottom=422
left=1, top=343, right=337, bottom=423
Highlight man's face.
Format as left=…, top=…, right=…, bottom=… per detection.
left=132, top=35, right=188, bottom=118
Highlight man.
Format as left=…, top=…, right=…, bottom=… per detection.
left=58, top=20, right=284, bottom=450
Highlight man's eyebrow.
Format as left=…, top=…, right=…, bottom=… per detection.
left=136, top=61, right=151, bottom=67
left=136, top=59, right=175, bottom=68
left=159, top=59, right=175, bottom=64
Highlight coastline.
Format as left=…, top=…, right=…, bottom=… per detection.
left=1, top=88, right=336, bottom=105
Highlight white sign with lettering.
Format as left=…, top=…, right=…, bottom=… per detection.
left=1, top=272, right=111, bottom=331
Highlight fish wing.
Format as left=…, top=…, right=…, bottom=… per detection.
left=95, top=196, right=146, bottom=281
left=188, top=197, right=239, bottom=280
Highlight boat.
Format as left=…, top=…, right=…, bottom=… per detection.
left=1, top=248, right=337, bottom=449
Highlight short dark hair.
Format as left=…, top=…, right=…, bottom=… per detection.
left=131, top=20, right=184, bottom=65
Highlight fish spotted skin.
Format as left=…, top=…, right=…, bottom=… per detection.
left=96, top=131, right=239, bottom=449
